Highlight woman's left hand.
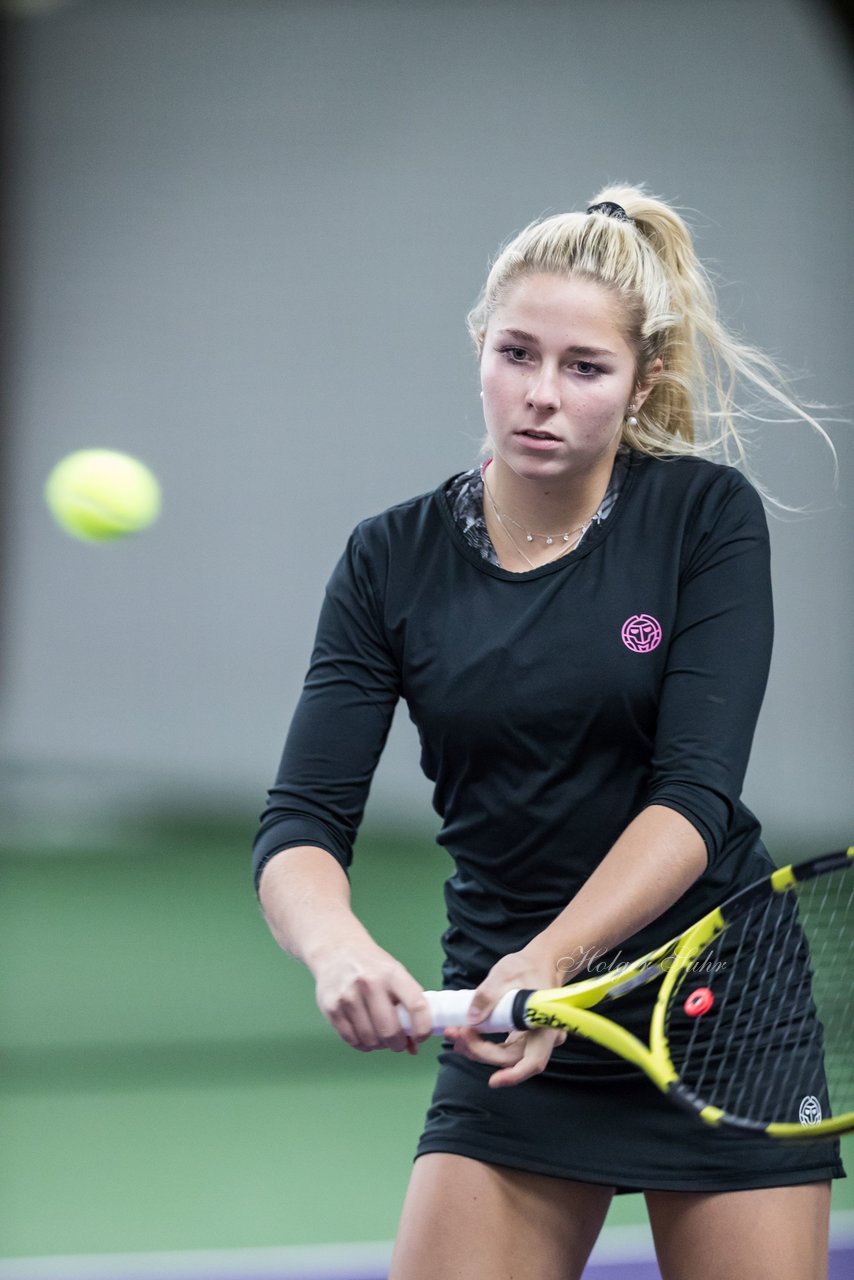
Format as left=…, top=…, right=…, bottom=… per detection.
left=444, top=947, right=566, bottom=1088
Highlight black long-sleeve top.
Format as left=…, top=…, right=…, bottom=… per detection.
left=253, top=452, right=774, bottom=987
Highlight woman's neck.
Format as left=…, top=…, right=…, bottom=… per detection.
left=481, top=452, right=617, bottom=573
left=484, top=452, right=615, bottom=540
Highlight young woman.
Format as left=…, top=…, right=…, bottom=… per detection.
left=253, top=186, right=842, bottom=1279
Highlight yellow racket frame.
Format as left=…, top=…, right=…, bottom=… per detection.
left=521, top=848, right=854, bottom=1140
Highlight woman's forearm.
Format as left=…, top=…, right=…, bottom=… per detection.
left=257, top=844, right=433, bottom=1048
left=454, top=806, right=708, bottom=1083
left=528, top=805, right=708, bottom=981
left=257, top=845, right=375, bottom=973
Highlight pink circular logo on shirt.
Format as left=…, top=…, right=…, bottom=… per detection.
left=621, top=614, right=662, bottom=653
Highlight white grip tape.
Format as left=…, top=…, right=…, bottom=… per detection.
left=398, top=989, right=519, bottom=1035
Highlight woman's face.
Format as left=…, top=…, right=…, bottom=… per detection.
left=480, top=273, right=648, bottom=484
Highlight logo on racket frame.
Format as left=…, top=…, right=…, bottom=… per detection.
left=798, top=1096, right=823, bottom=1126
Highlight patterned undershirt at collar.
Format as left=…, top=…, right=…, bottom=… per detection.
left=445, top=447, right=630, bottom=567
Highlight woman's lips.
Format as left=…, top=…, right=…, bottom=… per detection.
left=515, top=429, right=561, bottom=449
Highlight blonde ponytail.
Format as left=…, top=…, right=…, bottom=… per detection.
left=468, top=184, right=835, bottom=484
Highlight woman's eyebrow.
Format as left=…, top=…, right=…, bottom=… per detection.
left=495, top=327, right=539, bottom=343
left=495, top=328, right=617, bottom=358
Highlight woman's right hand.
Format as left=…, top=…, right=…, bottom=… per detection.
left=312, top=941, right=434, bottom=1053
left=258, top=847, right=433, bottom=1054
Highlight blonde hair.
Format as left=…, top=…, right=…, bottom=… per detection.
left=467, top=183, right=833, bottom=475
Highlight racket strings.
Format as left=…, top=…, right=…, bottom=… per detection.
left=675, top=909, right=758, bottom=1109
left=806, top=870, right=854, bottom=1114
left=665, top=866, right=853, bottom=1128
left=745, top=899, right=817, bottom=1117
left=676, top=898, right=803, bottom=1116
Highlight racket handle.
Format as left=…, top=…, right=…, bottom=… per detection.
left=399, top=989, right=519, bottom=1035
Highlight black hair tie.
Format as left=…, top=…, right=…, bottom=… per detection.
left=587, top=201, right=633, bottom=223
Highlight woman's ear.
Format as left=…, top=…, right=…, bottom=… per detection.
left=634, top=357, right=663, bottom=411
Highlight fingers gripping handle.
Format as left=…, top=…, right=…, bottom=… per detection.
left=399, top=989, right=522, bottom=1035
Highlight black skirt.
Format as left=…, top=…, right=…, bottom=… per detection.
left=415, top=1047, right=844, bottom=1192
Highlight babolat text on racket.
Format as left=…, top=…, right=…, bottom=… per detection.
left=400, top=848, right=854, bottom=1140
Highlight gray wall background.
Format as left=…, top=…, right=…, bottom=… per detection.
left=1, top=0, right=852, bottom=849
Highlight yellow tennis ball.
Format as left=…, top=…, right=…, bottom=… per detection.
left=44, top=449, right=161, bottom=542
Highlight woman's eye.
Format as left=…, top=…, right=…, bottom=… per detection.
left=575, top=360, right=602, bottom=376
left=500, top=346, right=530, bottom=363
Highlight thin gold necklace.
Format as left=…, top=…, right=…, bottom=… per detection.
left=484, top=479, right=591, bottom=570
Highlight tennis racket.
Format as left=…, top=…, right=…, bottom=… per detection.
left=401, top=848, right=854, bottom=1140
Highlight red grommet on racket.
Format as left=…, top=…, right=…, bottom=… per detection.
left=683, top=987, right=715, bottom=1017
